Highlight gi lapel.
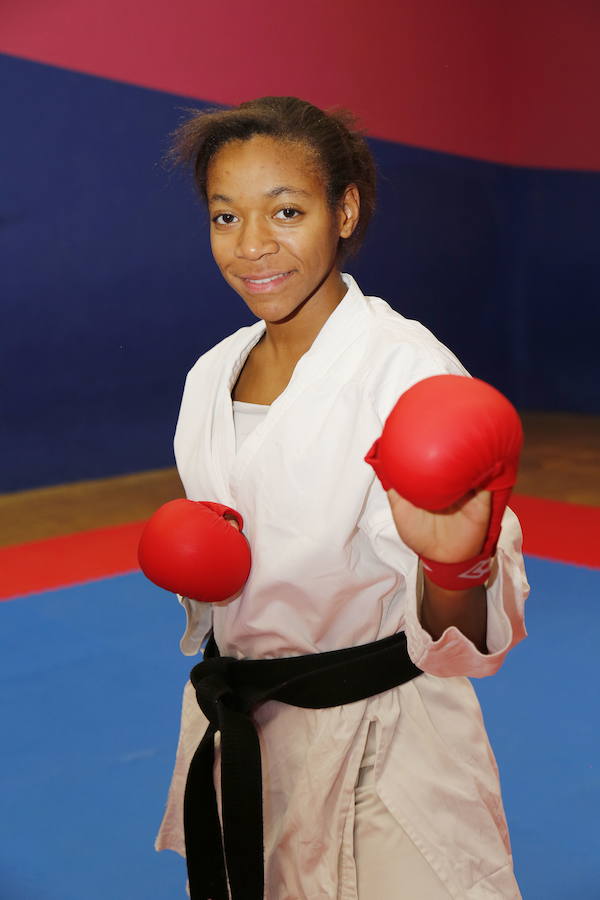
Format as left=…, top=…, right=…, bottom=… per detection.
left=227, top=275, right=370, bottom=496
left=211, top=323, right=266, bottom=506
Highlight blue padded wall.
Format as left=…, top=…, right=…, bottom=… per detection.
left=2, top=54, right=599, bottom=492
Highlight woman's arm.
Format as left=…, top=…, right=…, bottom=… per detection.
left=421, top=578, right=487, bottom=653
left=387, top=486, right=492, bottom=652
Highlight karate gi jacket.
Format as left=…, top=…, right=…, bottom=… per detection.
left=156, top=274, right=529, bottom=899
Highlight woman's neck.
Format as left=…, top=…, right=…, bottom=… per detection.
left=260, top=271, right=347, bottom=364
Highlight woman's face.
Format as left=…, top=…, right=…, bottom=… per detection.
left=206, top=135, right=358, bottom=325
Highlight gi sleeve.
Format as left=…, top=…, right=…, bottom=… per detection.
left=366, top=505, right=529, bottom=678
left=177, top=595, right=212, bottom=656
left=360, top=331, right=529, bottom=677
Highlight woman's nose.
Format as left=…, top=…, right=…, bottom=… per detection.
left=235, top=218, right=278, bottom=259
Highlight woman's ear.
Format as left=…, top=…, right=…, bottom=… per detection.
left=339, top=184, right=360, bottom=238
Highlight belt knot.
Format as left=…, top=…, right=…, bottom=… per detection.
left=190, top=657, right=246, bottom=723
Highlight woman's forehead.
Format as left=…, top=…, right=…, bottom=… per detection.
left=207, top=136, right=324, bottom=200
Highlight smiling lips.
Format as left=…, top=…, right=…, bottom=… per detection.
left=239, top=271, right=294, bottom=293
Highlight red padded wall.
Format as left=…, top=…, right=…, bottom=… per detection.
left=1, top=0, right=599, bottom=169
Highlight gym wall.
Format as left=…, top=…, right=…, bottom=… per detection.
left=1, top=0, right=598, bottom=492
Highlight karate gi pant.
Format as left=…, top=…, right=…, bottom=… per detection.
left=185, top=724, right=453, bottom=899
left=353, top=724, right=451, bottom=898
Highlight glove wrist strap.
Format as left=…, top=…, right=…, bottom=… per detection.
left=202, top=502, right=245, bottom=531
left=419, top=487, right=513, bottom=591
left=421, top=552, right=493, bottom=590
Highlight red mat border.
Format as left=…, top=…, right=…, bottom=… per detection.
left=0, top=494, right=598, bottom=602
left=0, top=520, right=146, bottom=602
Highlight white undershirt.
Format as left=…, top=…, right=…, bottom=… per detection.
left=232, top=400, right=269, bottom=453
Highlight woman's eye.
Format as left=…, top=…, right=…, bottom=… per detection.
left=274, top=207, right=301, bottom=220
left=213, top=213, right=238, bottom=225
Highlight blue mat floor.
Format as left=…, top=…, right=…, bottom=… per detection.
left=1, top=556, right=599, bottom=899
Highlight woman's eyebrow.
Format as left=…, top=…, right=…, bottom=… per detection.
left=208, top=186, right=312, bottom=204
left=266, top=186, right=312, bottom=198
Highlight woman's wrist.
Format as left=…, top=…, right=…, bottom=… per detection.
left=420, top=570, right=488, bottom=653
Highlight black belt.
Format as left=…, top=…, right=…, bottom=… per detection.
left=184, top=631, right=422, bottom=900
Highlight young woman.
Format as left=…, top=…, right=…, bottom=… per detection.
left=155, top=96, right=529, bottom=899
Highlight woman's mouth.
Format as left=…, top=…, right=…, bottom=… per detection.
left=239, top=271, right=294, bottom=293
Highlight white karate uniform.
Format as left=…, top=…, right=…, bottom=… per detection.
left=156, top=275, right=529, bottom=899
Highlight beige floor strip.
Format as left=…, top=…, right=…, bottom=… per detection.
left=1, top=412, right=598, bottom=548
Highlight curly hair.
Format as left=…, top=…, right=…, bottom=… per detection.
left=167, top=96, right=377, bottom=260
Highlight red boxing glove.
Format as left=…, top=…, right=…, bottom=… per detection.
left=138, top=499, right=251, bottom=602
left=365, top=375, right=523, bottom=590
